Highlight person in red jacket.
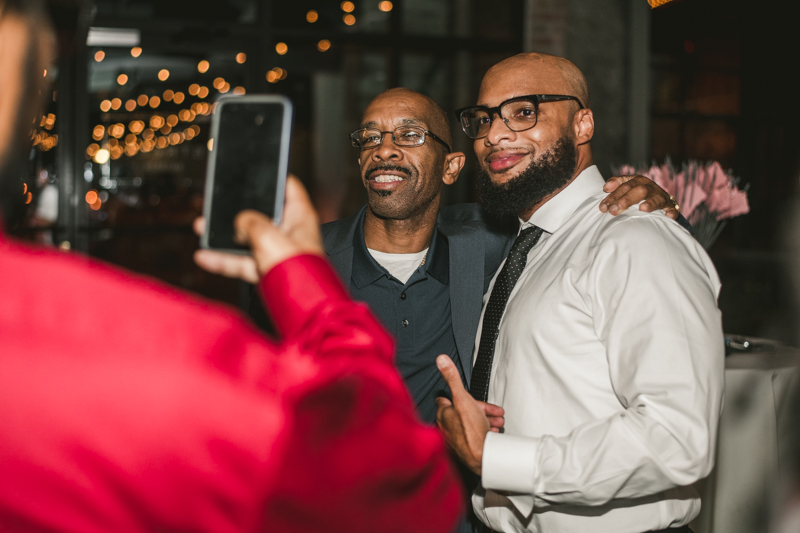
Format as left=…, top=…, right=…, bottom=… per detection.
left=0, top=1, right=463, bottom=531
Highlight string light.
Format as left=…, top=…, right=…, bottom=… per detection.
left=341, top=1, right=355, bottom=12
left=111, top=98, right=122, bottom=110
left=94, top=50, right=105, bottom=62
left=275, top=42, right=288, bottom=55
left=100, top=100, right=112, bottom=112
left=236, top=53, right=247, bottom=64
left=318, top=39, right=331, bottom=52
left=163, top=89, right=175, bottom=102
left=306, top=10, right=318, bottom=22
left=198, top=60, right=210, bottom=73
left=125, top=99, right=136, bottom=111
left=213, top=77, right=226, bottom=90
left=173, top=92, right=185, bottom=104
left=188, top=84, right=200, bottom=96
left=233, top=86, right=246, bottom=95
left=198, top=86, right=209, bottom=98
left=149, top=95, right=161, bottom=108
left=131, top=47, right=142, bottom=57
left=343, top=14, right=356, bottom=25
left=117, top=74, right=128, bottom=85
left=158, top=69, right=170, bottom=81
left=378, top=1, right=393, bottom=11
left=137, top=94, right=149, bottom=106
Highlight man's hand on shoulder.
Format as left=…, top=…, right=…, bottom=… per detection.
left=599, top=174, right=680, bottom=220
left=193, top=175, right=325, bottom=283
left=435, top=355, right=503, bottom=475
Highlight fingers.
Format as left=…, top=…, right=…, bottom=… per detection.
left=437, top=355, right=469, bottom=402
left=193, top=249, right=260, bottom=284
left=602, top=174, right=635, bottom=193
left=477, top=401, right=505, bottom=418
left=193, top=216, right=206, bottom=237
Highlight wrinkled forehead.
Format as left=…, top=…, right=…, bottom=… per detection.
left=360, top=94, right=432, bottom=130
left=477, top=61, right=574, bottom=107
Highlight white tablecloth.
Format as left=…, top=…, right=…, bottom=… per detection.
left=692, top=340, right=800, bottom=533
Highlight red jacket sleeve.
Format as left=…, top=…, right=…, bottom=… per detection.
left=259, top=255, right=463, bottom=533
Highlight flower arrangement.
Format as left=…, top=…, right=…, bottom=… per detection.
left=618, top=159, right=750, bottom=249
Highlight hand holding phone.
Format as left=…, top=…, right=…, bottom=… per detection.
left=201, top=95, right=293, bottom=253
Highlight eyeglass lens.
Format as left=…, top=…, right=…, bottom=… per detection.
left=460, top=99, right=539, bottom=139
left=353, top=126, right=426, bottom=149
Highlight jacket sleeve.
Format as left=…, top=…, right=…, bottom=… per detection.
left=259, top=254, right=464, bottom=533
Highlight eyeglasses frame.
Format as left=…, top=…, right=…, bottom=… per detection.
left=454, top=94, right=585, bottom=139
left=349, top=125, right=452, bottom=154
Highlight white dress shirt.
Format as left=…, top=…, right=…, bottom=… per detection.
left=472, top=166, right=725, bottom=533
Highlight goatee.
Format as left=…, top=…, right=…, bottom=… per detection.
left=477, top=135, right=578, bottom=219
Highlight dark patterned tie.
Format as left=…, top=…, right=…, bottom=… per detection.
left=470, top=225, right=544, bottom=402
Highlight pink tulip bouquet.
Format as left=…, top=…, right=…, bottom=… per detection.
left=618, top=159, right=749, bottom=249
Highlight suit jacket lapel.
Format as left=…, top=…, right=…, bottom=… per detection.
left=442, top=226, right=484, bottom=387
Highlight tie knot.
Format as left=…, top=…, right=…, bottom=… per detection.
left=512, top=225, right=543, bottom=254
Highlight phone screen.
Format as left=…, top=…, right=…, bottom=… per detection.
left=206, top=99, right=289, bottom=251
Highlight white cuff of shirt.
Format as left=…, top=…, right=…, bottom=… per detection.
left=482, top=431, right=540, bottom=494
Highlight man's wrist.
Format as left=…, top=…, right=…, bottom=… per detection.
left=481, top=432, right=539, bottom=495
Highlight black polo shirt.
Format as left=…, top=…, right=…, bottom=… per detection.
left=350, top=216, right=461, bottom=424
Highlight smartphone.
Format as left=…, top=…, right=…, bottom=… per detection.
left=201, top=95, right=293, bottom=253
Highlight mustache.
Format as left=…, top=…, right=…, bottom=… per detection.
left=365, top=164, right=412, bottom=179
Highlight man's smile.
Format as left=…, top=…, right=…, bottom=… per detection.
left=485, top=150, right=528, bottom=173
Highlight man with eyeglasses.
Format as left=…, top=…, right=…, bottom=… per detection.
left=435, top=53, right=723, bottom=533
left=319, top=87, right=679, bottom=427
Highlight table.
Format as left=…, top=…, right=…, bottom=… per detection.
left=691, top=338, right=800, bottom=533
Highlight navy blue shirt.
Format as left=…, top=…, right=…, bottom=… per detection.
left=350, top=216, right=461, bottom=424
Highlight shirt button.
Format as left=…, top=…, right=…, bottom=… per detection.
left=400, top=292, right=406, bottom=300
left=401, top=319, right=409, bottom=327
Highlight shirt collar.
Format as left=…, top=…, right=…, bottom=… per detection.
left=521, top=165, right=605, bottom=234
left=351, top=212, right=449, bottom=288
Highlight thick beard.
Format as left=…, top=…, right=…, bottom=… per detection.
left=477, top=135, right=578, bottom=219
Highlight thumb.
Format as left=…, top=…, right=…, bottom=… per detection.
left=437, top=355, right=469, bottom=401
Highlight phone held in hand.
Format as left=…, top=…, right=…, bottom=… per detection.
left=201, top=95, right=293, bottom=254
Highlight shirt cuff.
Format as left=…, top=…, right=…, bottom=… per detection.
left=259, top=254, right=349, bottom=338
left=482, top=432, right=540, bottom=516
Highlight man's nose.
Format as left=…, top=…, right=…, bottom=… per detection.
left=484, top=113, right=515, bottom=146
left=372, top=132, right=403, bottom=160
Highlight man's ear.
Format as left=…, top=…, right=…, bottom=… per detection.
left=574, top=109, right=594, bottom=145
left=442, top=151, right=466, bottom=185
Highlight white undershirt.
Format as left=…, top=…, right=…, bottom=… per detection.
left=367, top=248, right=428, bottom=284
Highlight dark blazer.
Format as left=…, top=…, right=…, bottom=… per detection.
left=322, top=203, right=514, bottom=385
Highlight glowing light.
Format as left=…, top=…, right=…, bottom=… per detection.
left=94, top=50, right=105, bottom=62
left=169, top=132, right=182, bottom=145
left=198, top=86, right=209, bottom=98
left=129, top=120, right=145, bottom=134
left=149, top=116, right=165, bottom=129
left=306, top=10, right=319, bottom=22
left=110, top=124, right=125, bottom=138
left=343, top=14, right=356, bottom=25
left=156, top=137, right=169, bottom=149
left=90, top=197, right=102, bottom=210
left=184, top=127, right=196, bottom=140
left=131, top=46, right=142, bottom=57
left=110, top=146, right=123, bottom=160
left=108, top=138, right=119, bottom=148
left=267, top=71, right=279, bottom=83
left=43, top=69, right=47, bottom=77
left=236, top=53, right=247, bottom=64
left=125, top=99, right=136, bottom=111
left=173, top=92, right=185, bottom=104
left=85, top=190, right=98, bottom=204
left=149, top=96, right=161, bottom=108
left=111, top=98, right=122, bottom=110
left=379, top=1, right=393, bottom=11
left=160, top=124, right=172, bottom=135
left=166, top=115, right=179, bottom=127
left=100, top=100, right=112, bottom=112
left=341, top=1, right=355, bottom=12
left=188, top=84, right=200, bottom=96
left=198, top=60, right=210, bottom=73
left=207, top=138, right=214, bottom=151
left=142, top=128, right=155, bottom=140
left=87, top=143, right=100, bottom=157
left=648, top=0, right=675, bottom=6
left=124, top=143, right=139, bottom=156
left=125, top=133, right=137, bottom=145
left=117, top=73, right=128, bottom=85
left=190, top=125, right=201, bottom=136
left=141, top=139, right=155, bottom=152
left=275, top=42, right=288, bottom=55
left=213, top=77, right=225, bottom=90
left=94, top=148, right=110, bottom=164
left=137, top=94, right=149, bottom=106
left=25, top=192, right=32, bottom=205
left=163, top=89, right=174, bottom=102
left=317, top=39, right=331, bottom=52
left=92, top=125, right=105, bottom=140
left=220, top=82, right=230, bottom=93
left=158, top=69, right=170, bottom=81
left=23, top=183, right=27, bottom=194
left=233, top=86, right=246, bottom=95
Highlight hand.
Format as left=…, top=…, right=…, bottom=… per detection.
left=599, top=174, right=680, bottom=220
left=434, top=355, right=493, bottom=475
left=193, top=175, right=324, bottom=283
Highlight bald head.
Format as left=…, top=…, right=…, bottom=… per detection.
left=481, top=53, right=589, bottom=109
left=365, top=88, right=453, bottom=148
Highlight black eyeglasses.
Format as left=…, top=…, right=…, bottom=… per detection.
left=455, top=94, right=585, bottom=139
left=349, top=126, right=451, bottom=153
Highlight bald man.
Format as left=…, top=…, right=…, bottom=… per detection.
left=436, top=53, right=724, bottom=533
